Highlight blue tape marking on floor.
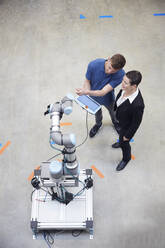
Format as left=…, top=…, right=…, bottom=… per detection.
left=80, top=14, right=86, bottom=19
left=99, top=15, right=113, bottom=18
left=117, top=138, right=134, bottom=142
left=0, top=143, right=2, bottom=147
left=153, top=13, right=165, bottom=16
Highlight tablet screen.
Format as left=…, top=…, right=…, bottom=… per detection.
left=76, top=95, right=101, bottom=114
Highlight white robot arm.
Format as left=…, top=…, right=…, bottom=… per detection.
left=44, top=95, right=79, bottom=180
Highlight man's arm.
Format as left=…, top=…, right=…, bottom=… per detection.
left=83, top=78, right=91, bottom=90
left=76, top=83, right=113, bottom=97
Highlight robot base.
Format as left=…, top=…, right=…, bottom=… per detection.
left=31, top=169, right=93, bottom=239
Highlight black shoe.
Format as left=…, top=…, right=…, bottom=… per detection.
left=112, top=142, right=120, bottom=148
left=116, top=160, right=129, bottom=171
left=89, top=124, right=102, bottom=138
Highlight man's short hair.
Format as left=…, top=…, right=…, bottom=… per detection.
left=126, top=71, right=142, bottom=86
left=111, top=54, right=126, bottom=69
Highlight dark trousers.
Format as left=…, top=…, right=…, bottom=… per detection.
left=95, top=102, right=118, bottom=126
left=119, top=129, right=131, bottom=162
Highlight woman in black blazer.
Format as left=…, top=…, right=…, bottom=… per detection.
left=112, top=71, right=145, bottom=171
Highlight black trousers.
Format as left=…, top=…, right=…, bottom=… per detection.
left=119, top=129, right=131, bottom=162
left=95, top=102, right=118, bottom=126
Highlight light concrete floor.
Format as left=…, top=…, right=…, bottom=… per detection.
left=0, top=0, right=165, bottom=247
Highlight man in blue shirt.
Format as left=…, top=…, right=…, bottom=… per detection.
left=76, top=54, right=126, bottom=137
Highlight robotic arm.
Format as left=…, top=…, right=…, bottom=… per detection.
left=44, top=95, right=79, bottom=180
left=45, top=95, right=75, bottom=147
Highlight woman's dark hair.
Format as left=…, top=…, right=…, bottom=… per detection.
left=126, top=71, right=142, bottom=86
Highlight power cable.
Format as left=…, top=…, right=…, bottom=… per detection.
left=46, top=152, right=62, bottom=162
left=31, top=189, right=36, bottom=202
left=49, top=138, right=63, bottom=152
left=76, top=110, right=89, bottom=149
left=42, top=231, right=54, bottom=248
left=72, top=230, right=83, bottom=237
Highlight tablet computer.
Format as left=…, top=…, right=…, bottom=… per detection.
left=75, top=95, right=101, bottom=114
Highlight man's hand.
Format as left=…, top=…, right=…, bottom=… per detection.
left=123, top=136, right=129, bottom=141
left=76, top=88, right=89, bottom=96
left=76, top=83, right=113, bottom=97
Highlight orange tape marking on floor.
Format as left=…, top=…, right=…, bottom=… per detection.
left=60, top=122, right=72, bottom=126
left=28, top=166, right=40, bottom=181
left=91, top=165, right=104, bottom=178
left=0, top=141, right=11, bottom=155
left=131, top=155, right=135, bottom=160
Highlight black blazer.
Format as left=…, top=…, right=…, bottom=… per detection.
left=114, top=89, right=145, bottom=139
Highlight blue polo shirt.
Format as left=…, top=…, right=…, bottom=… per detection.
left=86, top=58, right=125, bottom=106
